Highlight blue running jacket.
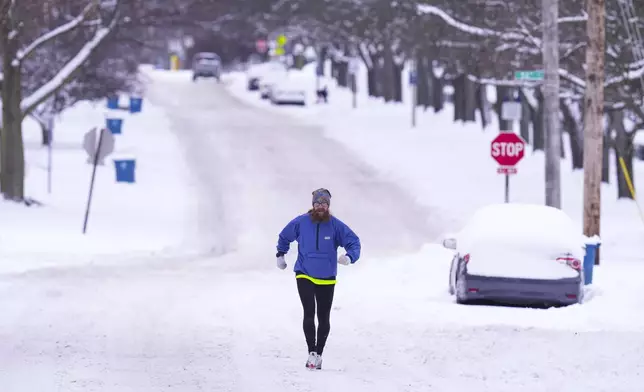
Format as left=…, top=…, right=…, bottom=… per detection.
left=277, top=213, right=361, bottom=281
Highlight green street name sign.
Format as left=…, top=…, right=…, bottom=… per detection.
left=514, top=70, right=544, bottom=80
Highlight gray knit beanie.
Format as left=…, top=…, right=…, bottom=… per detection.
left=312, top=188, right=331, bottom=205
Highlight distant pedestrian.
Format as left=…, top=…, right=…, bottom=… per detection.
left=275, top=188, right=361, bottom=369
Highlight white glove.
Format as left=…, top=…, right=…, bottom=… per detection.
left=276, top=255, right=287, bottom=270
left=338, top=254, right=351, bottom=265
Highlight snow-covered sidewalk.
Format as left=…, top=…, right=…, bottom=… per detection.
left=0, top=96, right=195, bottom=274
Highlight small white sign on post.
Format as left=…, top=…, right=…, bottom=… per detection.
left=501, top=100, right=522, bottom=121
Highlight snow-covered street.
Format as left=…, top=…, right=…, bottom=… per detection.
left=145, top=70, right=441, bottom=262
left=1, top=70, right=643, bottom=391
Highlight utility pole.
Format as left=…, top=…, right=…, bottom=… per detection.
left=583, top=0, right=605, bottom=264
left=543, top=0, right=561, bottom=208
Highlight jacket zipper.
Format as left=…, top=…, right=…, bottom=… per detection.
left=316, top=223, right=320, bottom=250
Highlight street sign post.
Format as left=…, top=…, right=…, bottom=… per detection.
left=82, top=127, right=115, bottom=234
left=491, top=132, right=527, bottom=203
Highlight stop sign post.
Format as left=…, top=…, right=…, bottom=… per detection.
left=491, top=132, right=527, bottom=202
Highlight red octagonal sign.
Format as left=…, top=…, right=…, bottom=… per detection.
left=491, top=132, right=527, bottom=167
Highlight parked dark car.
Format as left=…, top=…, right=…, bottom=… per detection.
left=443, top=203, right=586, bottom=307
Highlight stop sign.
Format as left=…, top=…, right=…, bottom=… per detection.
left=491, top=132, right=527, bottom=167
left=256, top=39, right=267, bottom=53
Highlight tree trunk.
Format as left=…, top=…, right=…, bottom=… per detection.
left=560, top=98, right=584, bottom=169
left=431, top=70, right=444, bottom=113
left=519, top=89, right=532, bottom=144
left=532, top=88, right=545, bottom=152
left=476, top=83, right=489, bottom=129
left=611, top=110, right=634, bottom=199
left=582, top=0, right=605, bottom=263
left=416, top=53, right=430, bottom=108
left=367, top=67, right=376, bottom=97
left=464, top=75, right=477, bottom=122
left=317, top=46, right=328, bottom=77
left=494, top=86, right=512, bottom=131
left=602, top=131, right=611, bottom=183
left=1, top=25, right=26, bottom=201
left=382, top=44, right=395, bottom=102
left=331, top=58, right=338, bottom=80
left=336, top=61, right=348, bottom=88
left=453, top=74, right=466, bottom=122
left=374, top=55, right=384, bottom=99
left=393, top=61, right=403, bottom=103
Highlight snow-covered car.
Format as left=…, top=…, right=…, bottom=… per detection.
left=442, top=203, right=585, bottom=306
left=270, top=78, right=306, bottom=105
left=246, top=61, right=287, bottom=94
left=192, top=52, right=221, bottom=81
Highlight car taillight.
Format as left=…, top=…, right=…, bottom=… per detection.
left=462, top=254, right=470, bottom=263
left=557, top=256, right=581, bottom=270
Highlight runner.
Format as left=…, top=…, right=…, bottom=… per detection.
left=275, top=188, right=361, bottom=369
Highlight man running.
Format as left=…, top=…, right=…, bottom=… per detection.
left=275, top=188, right=361, bottom=370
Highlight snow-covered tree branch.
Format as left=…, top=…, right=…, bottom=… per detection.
left=21, top=12, right=119, bottom=115
left=15, top=1, right=98, bottom=64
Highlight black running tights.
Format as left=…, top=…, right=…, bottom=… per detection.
left=296, top=278, right=335, bottom=355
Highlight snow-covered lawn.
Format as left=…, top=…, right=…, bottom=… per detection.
left=0, top=96, right=195, bottom=274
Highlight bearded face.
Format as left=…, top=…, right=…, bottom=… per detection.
left=310, top=201, right=330, bottom=222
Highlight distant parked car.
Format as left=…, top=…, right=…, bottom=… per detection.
left=443, top=203, right=585, bottom=307
left=245, top=61, right=288, bottom=98
left=192, top=52, right=221, bottom=81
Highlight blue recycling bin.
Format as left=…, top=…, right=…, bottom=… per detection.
left=106, top=118, right=123, bottom=135
left=129, top=97, right=143, bottom=113
left=114, top=159, right=136, bottom=183
left=107, top=96, right=119, bottom=109
left=583, top=237, right=601, bottom=285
